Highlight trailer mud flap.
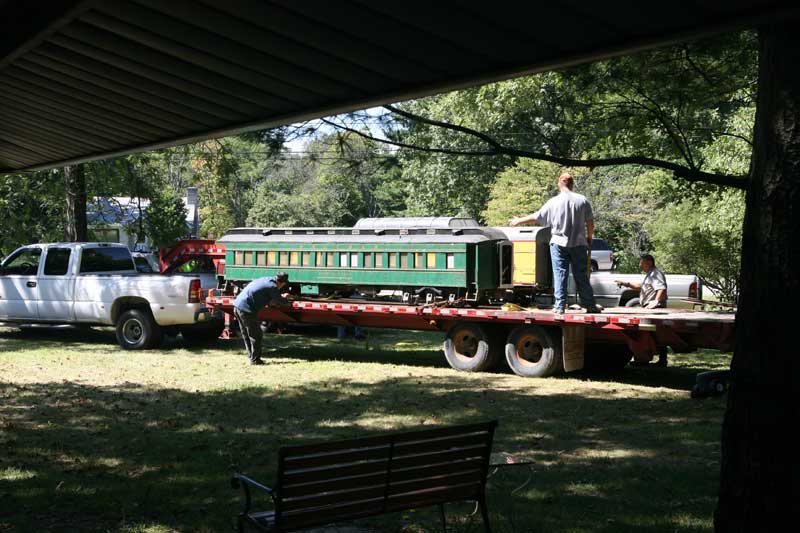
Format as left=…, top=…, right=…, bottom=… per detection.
left=562, top=325, right=585, bottom=372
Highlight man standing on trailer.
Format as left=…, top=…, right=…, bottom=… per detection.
left=233, top=272, right=290, bottom=365
left=510, top=173, right=600, bottom=314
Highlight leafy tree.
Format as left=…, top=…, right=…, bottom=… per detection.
left=141, top=191, right=189, bottom=248
left=647, top=189, right=744, bottom=300
left=247, top=131, right=405, bottom=228
left=0, top=170, right=65, bottom=253
left=482, top=159, right=560, bottom=225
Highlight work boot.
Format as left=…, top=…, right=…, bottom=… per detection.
left=552, top=307, right=565, bottom=315
left=654, top=354, right=668, bottom=367
left=250, top=358, right=265, bottom=366
left=585, top=305, right=603, bottom=314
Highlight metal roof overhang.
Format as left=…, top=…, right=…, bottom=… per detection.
left=0, top=0, right=795, bottom=173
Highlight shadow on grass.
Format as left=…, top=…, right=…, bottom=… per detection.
left=0, top=368, right=728, bottom=532
left=1, top=326, right=729, bottom=391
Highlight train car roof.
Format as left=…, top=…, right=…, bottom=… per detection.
left=354, top=217, right=480, bottom=229
left=218, top=225, right=507, bottom=244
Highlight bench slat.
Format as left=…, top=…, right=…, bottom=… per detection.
left=279, top=500, right=385, bottom=530
left=280, top=421, right=496, bottom=458
left=282, top=432, right=491, bottom=469
left=284, top=444, right=392, bottom=469
left=280, top=484, right=388, bottom=512
left=282, top=459, right=392, bottom=485
left=280, top=469, right=483, bottom=513
left=281, top=457, right=485, bottom=497
left=281, top=470, right=388, bottom=498
left=385, top=482, right=484, bottom=511
left=281, top=444, right=488, bottom=486
left=390, top=445, right=490, bottom=470
left=390, top=432, right=494, bottom=457
left=391, top=457, right=486, bottom=483
left=389, top=469, right=483, bottom=497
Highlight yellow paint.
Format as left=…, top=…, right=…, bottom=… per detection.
left=512, top=241, right=537, bottom=284
left=427, top=253, right=437, bottom=269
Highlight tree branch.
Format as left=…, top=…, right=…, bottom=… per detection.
left=343, top=106, right=748, bottom=189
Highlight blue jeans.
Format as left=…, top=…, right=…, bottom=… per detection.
left=550, top=244, right=596, bottom=310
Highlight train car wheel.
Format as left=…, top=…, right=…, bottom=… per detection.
left=443, top=322, right=499, bottom=372
left=505, top=325, right=563, bottom=377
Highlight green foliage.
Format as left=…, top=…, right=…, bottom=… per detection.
left=141, top=191, right=189, bottom=248
left=396, top=31, right=756, bottom=224
left=247, top=132, right=405, bottom=228
left=647, top=189, right=744, bottom=301
left=0, top=171, right=65, bottom=254
left=482, top=159, right=560, bottom=225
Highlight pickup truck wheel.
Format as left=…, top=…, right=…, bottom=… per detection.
left=443, top=323, right=501, bottom=372
left=180, top=319, right=225, bottom=346
left=505, top=325, right=562, bottom=377
left=116, top=309, right=162, bottom=350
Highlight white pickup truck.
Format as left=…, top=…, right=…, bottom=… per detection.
left=569, top=271, right=702, bottom=309
left=0, top=242, right=220, bottom=349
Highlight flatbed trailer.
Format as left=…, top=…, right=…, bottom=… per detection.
left=205, top=294, right=734, bottom=377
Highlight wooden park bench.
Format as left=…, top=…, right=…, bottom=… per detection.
left=231, top=420, right=498, bottom=532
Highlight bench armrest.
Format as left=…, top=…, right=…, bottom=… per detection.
left=231, top=473, right=276, bottom=515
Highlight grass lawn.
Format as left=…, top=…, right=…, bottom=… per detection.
left=0, top=324, right=730, bottom=532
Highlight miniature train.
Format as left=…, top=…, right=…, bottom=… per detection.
left=217, top=217, right=553, bottom=305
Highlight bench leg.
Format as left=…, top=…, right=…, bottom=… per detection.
left=478, top=498, right=491, bottom=533
left=439, top=503, right=447, bottom=532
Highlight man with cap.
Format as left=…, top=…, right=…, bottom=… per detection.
left=233, top=272, right=290, bottom=365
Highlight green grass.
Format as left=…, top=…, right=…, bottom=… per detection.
left=0, top=325, right=730, bottom=532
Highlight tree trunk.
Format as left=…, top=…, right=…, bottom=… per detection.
left=64, top=164, right=88, bottom=242
left=715, top=21, right=799, bottom=531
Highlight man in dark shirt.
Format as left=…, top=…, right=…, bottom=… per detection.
left=233, top=272, right=289, bottom=365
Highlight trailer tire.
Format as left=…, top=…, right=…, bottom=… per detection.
left=443, top=323, right=500, bottom=372
left=505, top=325, right=562, bottom=377
left=116, top=309, right=162, bottom=350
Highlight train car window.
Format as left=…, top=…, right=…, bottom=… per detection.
left=339, top=253, right=349, bottom=267
left=290, top=252, right=299, bottom=266
left=446, top=253, right=455, bottom=269
left=256, top=251, right=266, bottom=266
left=302, top=252, right=311, bottom=266
left=427, top=253, right=437, bottom=269
left=350, top=253, right=359, bottom=267
left=375, top=253, right=384, bottom=268
left=243, top=251, right=253, bottom=265
left=389, top=253, right=397, bottom=268
left=364, top=253, right=373, bottom=268
left=326, top=252, right=335, bottom=267
left=267, top=251, right=277, bottom=266
left=400, top=253, right=409, bottom=268
left=234, top=251, right=244, bottom=265
left=415, top=252, right=424, bottom=269
left=279, top=251, right=289, bottom=266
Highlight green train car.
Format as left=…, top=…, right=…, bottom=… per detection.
left=217, top=218, right=552, bottom=304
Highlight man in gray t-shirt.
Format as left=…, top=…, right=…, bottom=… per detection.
left=510, top=173, right=599, bottom=313
left=616, top=254, right=668, bottom=309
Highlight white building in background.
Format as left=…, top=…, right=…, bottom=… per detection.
left=87, top=187, right=200, bottom=251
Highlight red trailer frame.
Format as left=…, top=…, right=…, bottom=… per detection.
left=204, top=294, right=734, bottom=377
